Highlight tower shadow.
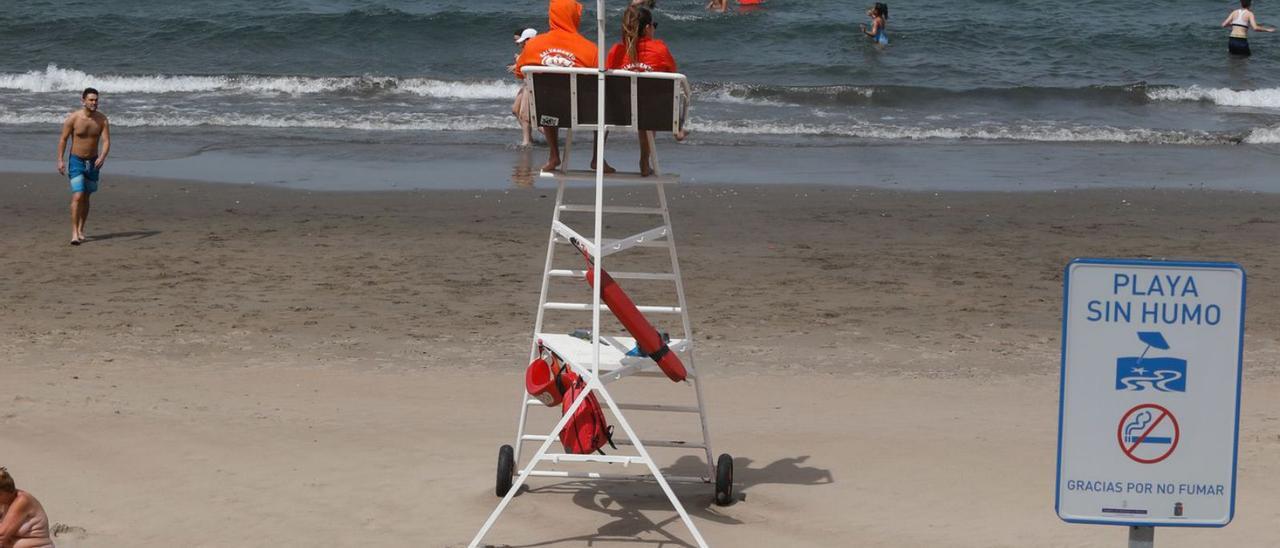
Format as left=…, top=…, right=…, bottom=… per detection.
left=479, top=454, right=832, bottom=547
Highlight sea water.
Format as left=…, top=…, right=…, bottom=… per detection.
left=2, top=0, right=1279, bottom=189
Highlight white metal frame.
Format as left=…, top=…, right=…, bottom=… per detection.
left=470, top=46, right=716, bottom=548
left=523, top=65, right=691, bottom=187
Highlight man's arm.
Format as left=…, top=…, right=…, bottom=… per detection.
left=56, top=115, right=73, bottom=175
left=0, top=494, right=32, bottom=548
left=95, top=116, right=111, bottom=168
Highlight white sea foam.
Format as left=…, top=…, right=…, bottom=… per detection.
left=691, top=120, right=1228, bottom=145
left=0, top=98, right=1246, bottom=144
left=1147, top=86, right=1280, bottom=109
left=1244, top=126, right=1280, bottom=143
left=697, top=84, right=874, bottom=107
left=0, top=109, right=513, bottom=131
left=698, top=87, right=791, bottom=107
left=662, top=13, right=709, bottom=21
left=0, top=64, right=519, bottom=99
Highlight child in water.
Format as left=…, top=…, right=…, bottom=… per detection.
left=509, top=28, right=538, bottom=146
left=861, top=3, right=889, bottom=46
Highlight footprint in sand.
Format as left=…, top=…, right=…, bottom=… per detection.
left=50, top=523, right=88, bottom=540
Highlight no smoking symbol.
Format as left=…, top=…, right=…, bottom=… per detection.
left=1117, top=403, right=1180, bottom=464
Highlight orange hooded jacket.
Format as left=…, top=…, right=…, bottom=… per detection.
left=515, top=0, right=599, bottom=79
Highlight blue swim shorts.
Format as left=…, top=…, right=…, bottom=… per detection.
left=68, top=155, right=100, bottom=194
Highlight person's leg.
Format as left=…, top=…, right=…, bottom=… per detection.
left=588, top=131, right=615, bottom=174
left=543, top=127, right=561, bottom=171
left=69, top=192, right=82, bottom=244
left=78, top=192, right=90, bottom=241
left=638, top=128, right=653, bottom=176
left=518, top=89, right=533, bottom=146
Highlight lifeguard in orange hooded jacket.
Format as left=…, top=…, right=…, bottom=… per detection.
left=517, top=0, right=610, bottom=172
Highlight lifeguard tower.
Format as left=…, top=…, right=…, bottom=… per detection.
left=468, top=62, right=733, bottom=548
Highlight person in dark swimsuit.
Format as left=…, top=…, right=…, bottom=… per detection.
left=1222, top=0, right=1275, bottom=56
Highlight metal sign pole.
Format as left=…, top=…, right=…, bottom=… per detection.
left=1128, top=526, right=1154, bottom=548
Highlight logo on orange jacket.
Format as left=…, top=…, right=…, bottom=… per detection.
left=539, top=48, right=579, bottom=67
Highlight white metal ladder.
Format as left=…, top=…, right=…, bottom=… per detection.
left=469, top=169, right=730, bottom=547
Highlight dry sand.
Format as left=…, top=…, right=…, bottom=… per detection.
left=2, top=173, right=1279, bottom=547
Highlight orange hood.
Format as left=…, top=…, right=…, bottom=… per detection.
left=515, top=0, right=598, bottom=78
left=548, top=0, right=583, bottom=34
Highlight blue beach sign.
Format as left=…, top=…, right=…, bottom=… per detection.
left=1056, top=259, right=1246, bottom=527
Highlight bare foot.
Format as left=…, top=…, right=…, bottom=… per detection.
left=542, top=156, right=561, bottom=172
left=675, top=129, right=689, bottom=142
left=589, top=161, right=616, bottom=174
left=639, top=161, right=653, bottom=177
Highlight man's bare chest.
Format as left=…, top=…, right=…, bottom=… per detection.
left=72, top=117, right=102, bottom=138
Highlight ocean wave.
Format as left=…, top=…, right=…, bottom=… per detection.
left=1147, top=85, right=1280, bottom=108
left=695, top=83, right=802, bottom=107
left=0, top=107, right=1245, bottom=144
left=0, top=110, right=514, bottom=131
left=691, top=120, right=1237, bottom=145
left=0, top=65, right=519, bottom=99
left=692, top=82, right=1154, bottom=108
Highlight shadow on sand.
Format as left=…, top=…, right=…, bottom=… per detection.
left=85, top=230, right=161, bottom=243
left=479, top=455, right=833, bottom=547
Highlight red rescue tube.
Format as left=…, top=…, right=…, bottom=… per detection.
left=573, top=241, right=687, bottom=382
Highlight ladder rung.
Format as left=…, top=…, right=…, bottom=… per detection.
left=559, top=205, right=665, bottom=215
left=554, top=236, right=669, bottom=250
left=526, top=470, right=709, bottom=483
left=521, top=434, right=551, bottom=441
left=536, top=453, right=650, bottom=466
left=543, top=302, right=682, bottom=314
left=614, top=439, right=706, bottom=449
left=615, top=403, right=701, bottom=413
left=631, top=369, right=697, bottom=379
left=548, top=269, right=676, bottom=281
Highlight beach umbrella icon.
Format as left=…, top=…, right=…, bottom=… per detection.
left=1134, top=331, right=1170, bottom=366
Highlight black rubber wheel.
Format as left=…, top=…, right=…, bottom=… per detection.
left=496, top=444, right=515, bottom=497
left=714, top=453, right=734, bottom=506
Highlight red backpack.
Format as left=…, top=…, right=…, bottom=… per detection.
left=559, top=378, right=617, bottom=455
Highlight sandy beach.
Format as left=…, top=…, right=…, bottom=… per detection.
left=3, top=173, right=1280, bottom=547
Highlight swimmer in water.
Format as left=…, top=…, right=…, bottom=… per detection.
left=1222, top=0, right=1275, bottom=57
left=860, top=3, right=889, bottom=47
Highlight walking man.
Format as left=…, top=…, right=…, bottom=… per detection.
left=56, top=87, right=110, bottom=245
